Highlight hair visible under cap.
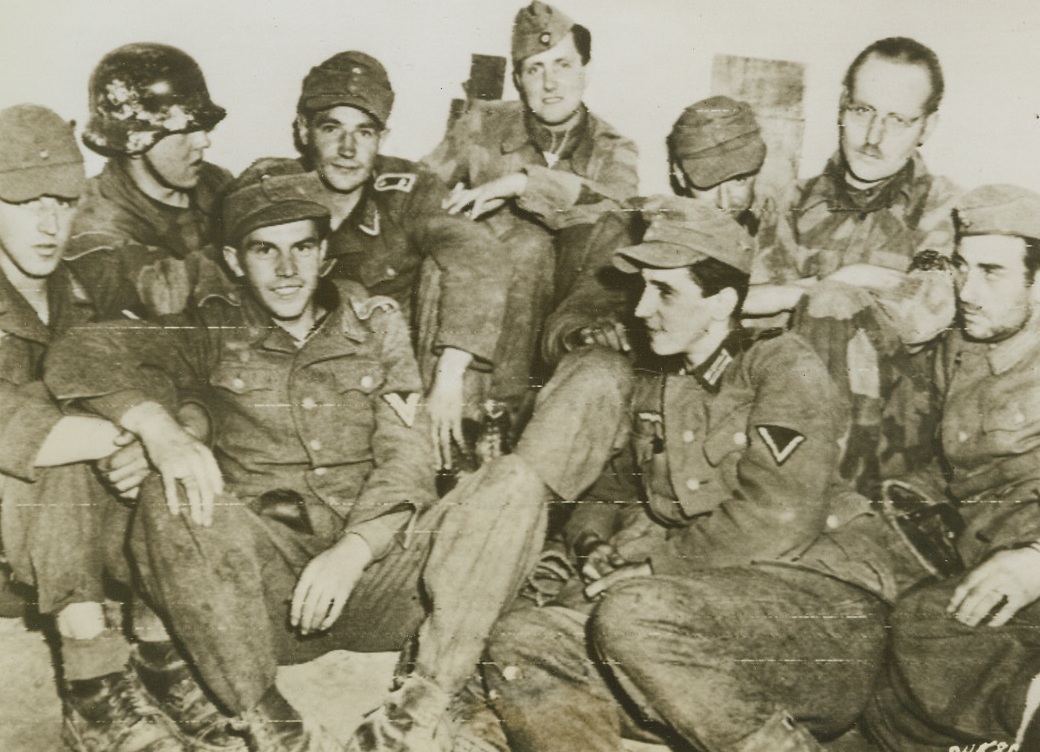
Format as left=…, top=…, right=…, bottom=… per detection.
left=686, top=257, right=751, bottom=311
left=843, top=37, right=945, bottom=114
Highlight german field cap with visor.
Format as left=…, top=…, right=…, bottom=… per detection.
left=0, top=104, right=85, bottom=203
left=297, top=51, right=394, bottom=127
left=512, top=1, right=576, bottom=63
left=613, top=197, right=753, bottom=275
left=669, top=96, right=766, bottom=189
left=222, top=170, right=330, bottom=248
left=954, top=184, right=1040, bottom=241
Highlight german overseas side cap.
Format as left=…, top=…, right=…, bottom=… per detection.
left=512, top=1, right=575, bottom=63
left=954, top=184, right=1040, bottom=241
left=613, top=197, right=753, bottom=275
left=298, top=51, right=394, bottom=126
left=222, top=168, right=330, bottom=247
left=0, top=104, right=85, bottom=203
left=669, top=96, right=765, bottom=189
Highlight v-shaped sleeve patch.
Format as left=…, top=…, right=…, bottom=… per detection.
left=755, top=425, right=805, bottom=466
left=383, top=391, right=421, bottom=428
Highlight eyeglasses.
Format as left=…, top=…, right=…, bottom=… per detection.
left=842, top=102, right=925, bottom=134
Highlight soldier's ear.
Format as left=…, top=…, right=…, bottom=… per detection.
left=917, top=111, right=939, bottom=149
left=294, top=114, right=310, bottom=148
left=377, top=127, right=390, bottom=151
left=222, top=246, right=245, bottom=277
left=710, top=287, right=740, bottom=321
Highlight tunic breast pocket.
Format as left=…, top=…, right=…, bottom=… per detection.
left=981, top=395, right=1040, bottom=452
left=316, top=360, right=386, bottom=462
left=210, top=366, right=281, bottom=401
left=703, top=409, right=750, bottom=469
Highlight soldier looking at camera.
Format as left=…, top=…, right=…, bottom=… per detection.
left=45, top=168, right=549, bottom=752
left=424, top=1, right=638, bottom=422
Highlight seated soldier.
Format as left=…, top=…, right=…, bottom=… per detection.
left=541, top=95, right=767, bottom=368
left=862, top=186, right=1040, bottom=751
left=44, top=169, right=550, bottom=752
left=252, top=50, right=510, bottom=469
left=66, top=42, right=232, bottom=319
left=0, top=104, right=187, bottom=751
left=746, top=37, right=961, bottom=497
left=424, top=1, right=639, bottom=422
left=455, top=200, right=899, bottom=751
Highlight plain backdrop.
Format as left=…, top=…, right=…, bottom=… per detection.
left=2, top=0, right=1039, bottom=196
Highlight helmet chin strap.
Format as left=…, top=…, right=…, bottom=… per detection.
left=124, top=148, right=192, bottom=208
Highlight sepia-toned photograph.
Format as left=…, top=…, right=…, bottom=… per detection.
left=1, top=1, right=1040, bottom=750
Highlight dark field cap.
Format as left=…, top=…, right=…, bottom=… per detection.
left=512, top=1, right=575, bottom=64
left=669, top=96, right=765, bottom=189
left=954, top=184, right=1040, bottom=241
left=298, top=51, right=394, bottom=126
left=614, top=197, right=753, bottom=275
left=0, top=104, right=85, bottom=203
left=223, top=170, right=330, bottom=247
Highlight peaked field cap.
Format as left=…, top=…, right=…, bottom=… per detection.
left=512, top=1, right=576, bottom=63
left=298, top=51, right=394, bottom=126
left=954, top=184, right=1040, bottom=241
left=669, top=96, right=765, bottom=189
left=0, top=104, right=85, bottom=203
left=613, top=197, right=753, bottom=275
left=223, top=169, right=330, bottom=247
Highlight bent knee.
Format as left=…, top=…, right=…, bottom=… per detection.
left=554, top=347, right=633, bottom=394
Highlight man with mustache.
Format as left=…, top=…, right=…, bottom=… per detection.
left=745, top=37, right=961, bottom=497
left=541, top=96, right=767, bottom=367
left=424, top=1, right=638, bottom=426
left=64, top=43, right=232, bottom=320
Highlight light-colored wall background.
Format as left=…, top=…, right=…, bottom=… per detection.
left=3, top=0, right=1039, bottom=195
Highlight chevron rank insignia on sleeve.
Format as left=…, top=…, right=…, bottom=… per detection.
left=755, top=425, right=805, bottom=466
left=373, top=173, right=416, bottom=193
left=383, top=391, right=421, bottom=428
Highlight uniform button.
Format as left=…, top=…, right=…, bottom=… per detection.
left=360, top=375, right=375, bottom=389
left=958, top=431, right=968, bottom=443
left=301, top=397, right=317, bottom=410
left=231, top=377, right=245, bottom=390
left=309, top=439, right=323, bottom=451
left=733, top=431, right=748, bottom=447
left=685, top=478, right=700, bottom=492
left=1015, top=412, right=1026, bottom=424
left=682, top=430, right=695, bottom=444
left=385, top=267, right=397, bottom=278
left=826, top=514, right=840, bottom=529
left=314, top=467, right=327, bottom=477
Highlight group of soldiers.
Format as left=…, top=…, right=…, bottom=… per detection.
left=2, top=2, right=1040, bottom=751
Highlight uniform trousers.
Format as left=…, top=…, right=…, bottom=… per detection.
left=126, top=454, right=549, bottom=715
left=486, top=567, right=889, bottom=752
left=865, top=575, right=1040, bottom=751
left=0, top=463, right=133, bottom=678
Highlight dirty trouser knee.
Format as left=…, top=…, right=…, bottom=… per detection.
left=485, top=602, right=632, bottom=752
left=864, top=576, right=1040, bottom=751
left=590, top=568, right=888, bottom=751
left=513, top=346, right=634, bottom=501
left=1, top=463, right=128, bottom=614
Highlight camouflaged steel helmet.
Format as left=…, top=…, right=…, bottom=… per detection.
left=83, top=43, right=226, bottom=157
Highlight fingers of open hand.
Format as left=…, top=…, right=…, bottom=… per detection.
left=948, top=552, right=1040, bottom=627
left=291, top=560, right=352, bottom=635
left=157, top=441, right=223, bottom=527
